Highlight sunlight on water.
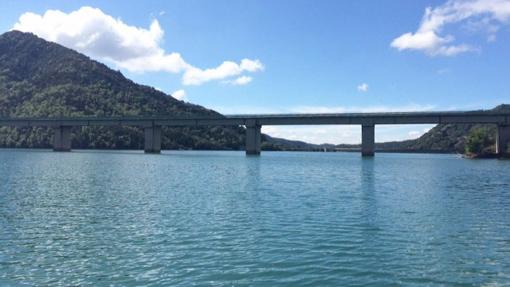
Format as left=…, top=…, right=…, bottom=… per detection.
left=1, top=150, right=509, bottom=286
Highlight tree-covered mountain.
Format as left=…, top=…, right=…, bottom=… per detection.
left=0, top=30, right=308, bottom=150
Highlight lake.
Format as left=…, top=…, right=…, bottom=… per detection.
left=1, top=150, right=509, bottom=286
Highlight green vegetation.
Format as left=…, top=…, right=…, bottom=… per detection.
left=375, top=123, right=498, bottom=153
left=464, top=127, right=495, bottom=155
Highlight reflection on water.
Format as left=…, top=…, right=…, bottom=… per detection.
left=0, top=150, right=509, bottom=286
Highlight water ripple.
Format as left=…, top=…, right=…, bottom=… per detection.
left=0, top=150, right=509, bottom=286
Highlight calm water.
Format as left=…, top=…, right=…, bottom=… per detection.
left=0, top=150, right=509, bottom=286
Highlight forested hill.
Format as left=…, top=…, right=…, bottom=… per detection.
left=0, top=30, right=309, bottom=150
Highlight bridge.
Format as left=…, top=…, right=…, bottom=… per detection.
left=1, top=110, right=509, bottom=156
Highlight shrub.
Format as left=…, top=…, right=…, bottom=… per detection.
left=465, top=127, right=494, bottom=155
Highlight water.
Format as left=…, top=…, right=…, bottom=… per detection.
left=0, top=149, right=509, bottom=286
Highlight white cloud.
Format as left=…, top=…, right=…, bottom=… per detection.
left=233, top=76, right=253, bottom=85
left=211, top=103, right=437, bottom=115
left=262, top=125, right=361, bottom=144
left=223, top=76, right=253, bottom=86
left=12, top=6, right=263, bottom=85
left=357, top=83, right=368, bottom=92
left=407, top=127, right=433, bottom=139
left=240, top=59, right=264, bottom=72
left=183, top=60, right=262, bottom=86
left=172, top=89, right=187, bottom=101
left=391, top=0, right=510, bottom=56
left=288, top=104, right=436, bottom=114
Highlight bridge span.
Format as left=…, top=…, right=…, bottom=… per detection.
left=1, top=110, right=509, bottom=156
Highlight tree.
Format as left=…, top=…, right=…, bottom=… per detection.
left=465, top=127, right=494, bottom=155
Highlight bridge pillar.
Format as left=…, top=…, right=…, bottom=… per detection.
left=496, top=125, right=510, bottom=156
left=246, top=124, right=261, bottom=155
left=144, top=126, right=162, bottom=153
left=361, top=124, right=375, bottom=157
left=53, top=126, right=72, bottom=152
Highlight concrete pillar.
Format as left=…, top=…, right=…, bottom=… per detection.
left=246, top=124, right=261, bottom=155
left=144, top=125, right=162, bottom=153
left=361, top=124, right=375, bottom=157
left=53, top=126, right=72, bottom=152
left=496, top=125, right=510, bottom=156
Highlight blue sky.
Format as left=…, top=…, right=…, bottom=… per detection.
left=1, top=0, right=509, bottom=144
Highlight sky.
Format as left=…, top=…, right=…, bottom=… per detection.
left=1, top=0, right=509, bottom=144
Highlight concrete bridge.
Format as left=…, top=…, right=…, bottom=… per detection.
left=1, top=110, right=509, bottom=156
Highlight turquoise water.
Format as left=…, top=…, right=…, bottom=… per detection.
left=0, top=150, right=509, bottom=286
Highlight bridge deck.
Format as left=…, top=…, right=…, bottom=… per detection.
left=0, top=110, right=509, bottom=127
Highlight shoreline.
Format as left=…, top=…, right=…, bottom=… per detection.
left=1, top=147, right=508, bottom=158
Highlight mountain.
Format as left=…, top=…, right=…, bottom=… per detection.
left=0, top=30, right=314, bottom=151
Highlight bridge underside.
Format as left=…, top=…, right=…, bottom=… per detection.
left=48, top=124, right=376, bottom=156
left=45, top=123, right=510, bottom=157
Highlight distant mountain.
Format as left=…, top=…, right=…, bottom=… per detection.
left=262, top=135, right=324, bottom=151
left=0, top=30, right=312, bottom=150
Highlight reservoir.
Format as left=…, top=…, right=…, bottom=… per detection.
left=1, top=150, right=509, bottom=286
